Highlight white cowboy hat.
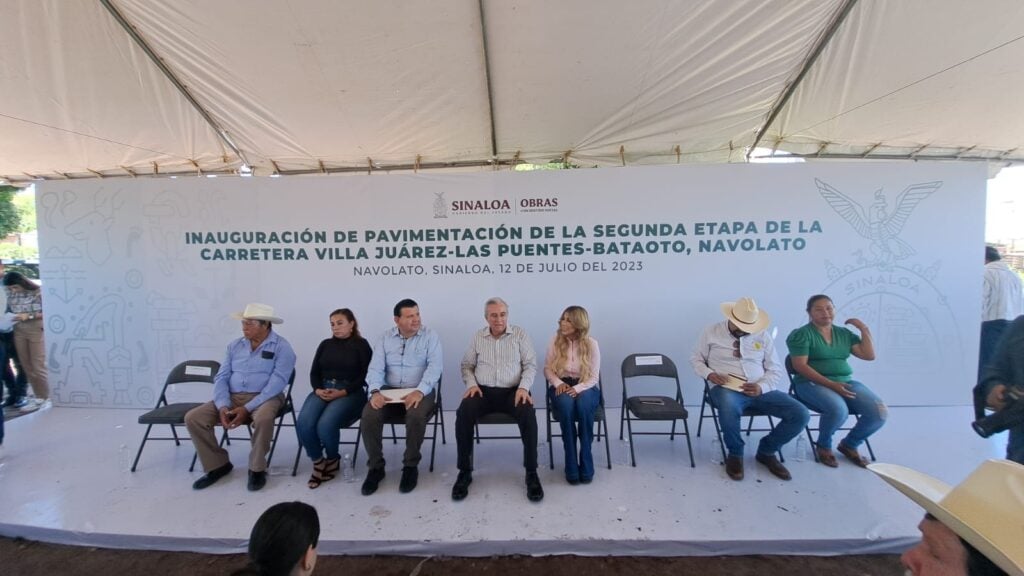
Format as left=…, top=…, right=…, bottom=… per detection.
left=230, top=303, right=283, bottom=324
left=869, top=459, right=1024, bottom=576
left=720, top=297, right=770, bottom=334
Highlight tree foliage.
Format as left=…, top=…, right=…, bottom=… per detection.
left=0, top=186, right=22, bottom=238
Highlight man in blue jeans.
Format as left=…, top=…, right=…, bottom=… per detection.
left=690, top=297, right=809, bottom=481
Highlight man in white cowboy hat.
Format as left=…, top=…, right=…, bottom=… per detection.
left=870, top=459, right=1023, bottom=576
left=185, top=303, right=296, bottom=492
left=690, top=297, right=809, bottom=481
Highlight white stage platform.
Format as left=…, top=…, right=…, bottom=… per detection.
left=0, top=404, right=1008, bottom=557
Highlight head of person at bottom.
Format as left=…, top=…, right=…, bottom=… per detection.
left=232, top=501, right=320, bottom=576
left=870, top=459, right=1022, bottom=576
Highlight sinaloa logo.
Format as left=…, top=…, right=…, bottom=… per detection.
left=451, top=199, right=511, bottom=211
left=433, top=192, right=448, bottom=219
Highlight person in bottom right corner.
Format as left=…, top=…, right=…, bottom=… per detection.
left=786, top=294, right=887, bottom=468
left=870, top=459, right=1021, bottom=576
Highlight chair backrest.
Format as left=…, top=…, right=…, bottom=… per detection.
left=620, top=353, right=683, bottom=402
left=158, top=360, right=220, bottom=406
left=620, top=353, right=679, bottom=380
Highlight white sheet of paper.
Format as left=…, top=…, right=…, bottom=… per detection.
left=635, top=355, right=663, bottom=366
left=380, top=388, right=414, bottom=403
left=184, top=365, right=213, bottom=377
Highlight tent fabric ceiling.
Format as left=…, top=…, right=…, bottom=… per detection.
left=1, top=0, right=1023, bottom=184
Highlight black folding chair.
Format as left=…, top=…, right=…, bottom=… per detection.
left=190, top=369, right=297, bottom=471
left=696, top=379, right=783, bottom=463
left=619, top=353, right=695, bottom=467
left=131, top=360, right=220, bottom=472
left=546, top=382, right=612, bottom=470
left=784, top=355, right=876, bottom=462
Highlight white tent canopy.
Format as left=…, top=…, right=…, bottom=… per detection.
left=2, top=0, right=1023, bottom=183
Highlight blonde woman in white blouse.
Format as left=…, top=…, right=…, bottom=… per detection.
left=544, top=306, right=601, bottom=485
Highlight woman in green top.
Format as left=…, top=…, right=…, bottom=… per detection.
left=786, top=294, right=886, bottom=468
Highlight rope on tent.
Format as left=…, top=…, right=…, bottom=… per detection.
left=152, top=162, right=159, bottom=175
left=121, top=166, right=137, bottom=178
left=955, top=145, right=976, bottom=159
left=562, top=149, right=572, bottom=168
left=619, top=145, right=626, bottom=166
left=816, top=142, right=830, bottom=157
left=861, top=143, right=881, bottom=157
left=674, top=145, right=681, bottom=164
left=21, top=172, right=40, bottom=181
left=87, top=169, right=105, bottom=179
left=367, top=157, right=374, bottom=175
left=997, top=148, right=1018, bottom=160
left=414, top=155, right=422, bottom=173
left=318, top=160, right=327, bottom=174
left=909, top=144, right=929, bottom=159
left=189, top=159, right=202, bottom=177
left=270, top=160, right=281, bottom=176
left=55, top=171, right=70, bottom=179
left=511, top=150, right=521, bottom=170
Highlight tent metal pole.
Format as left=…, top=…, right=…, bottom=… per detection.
left=478, top=0, right=499, bottom=159
left=746, top=0, right=859, bottom=159
left=98, top=0, right=251, bottom=169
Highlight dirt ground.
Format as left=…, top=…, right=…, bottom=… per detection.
left=2, top=536, right=903, bottom=575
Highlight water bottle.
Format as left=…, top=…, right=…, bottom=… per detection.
left=341, top=453, right=355, bottom=483
left=710, top=437, right=724, bottom=465
left=793, top=435, right=807, bottom=462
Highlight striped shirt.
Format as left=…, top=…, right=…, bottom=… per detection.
left=5, top=287, right=42, bottom=315
left=461, top=325, right=537, bottom=390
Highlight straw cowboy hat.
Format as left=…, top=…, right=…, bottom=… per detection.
left=230, top=303, right=283, bottom=324
left=869, top=459, right=1024, bottom=576
left=720, top=297, right=771, bottom=334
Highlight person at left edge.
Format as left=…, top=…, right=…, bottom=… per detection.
left=185, top=303, right=296, bottom=492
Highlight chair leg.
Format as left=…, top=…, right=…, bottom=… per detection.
left=130, top=425, right=154, bottom=472
left=697, top=394, right=708, bottom=437
left=626, top=414, right=637, bottom=467
left=619, top=404, right=626, bottom=440
left=602, top=417, right=612, bottom=470
left=711, top=414, right=727, bottom=464
left=292, top=443, right=302, bottom=477
left=745, top=415, right=754, bottom=436
left=767, top=416, right=784, bottom=463
left=806, top=425, right=819, bottom=462
left=475, top=423, right=481, bottom=444
left=189, top=451, right=199, bottom=472
left=170, top=424, right=182, bottom=446
left=390, top=423, right=398, bottom=444
left=428, top=409, right=439, bottom=472
left=547, top=411, right=555, bottom=470
left=682, top=418, right=695, bottom=468
left=439, top=407, right=447, bottom=444
left=669, top=420, right=677, bottom=441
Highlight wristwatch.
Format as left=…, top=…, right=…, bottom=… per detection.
left=28, top=313, right=35, bottom=320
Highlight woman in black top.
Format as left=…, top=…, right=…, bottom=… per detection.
left=296, top=308, right=372, bottom=488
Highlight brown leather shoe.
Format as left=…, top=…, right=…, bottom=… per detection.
left=816, top=447, right=839, bottom=468
left=725, top=455, right=744, bottom=481
left=837, top=443, right=870, bottom=468
left=755, top=453, right=792, bottom=480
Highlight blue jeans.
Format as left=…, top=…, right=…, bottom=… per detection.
left=792, top=379, right=887, bottom=450
left=296, top=389, right=367, bottom=461
left=708, top=386, right=809, bottom=457
left=549, top=386, right=601, bottom=481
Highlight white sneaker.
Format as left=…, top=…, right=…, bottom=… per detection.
left=18, top=398, right=43, bottom=413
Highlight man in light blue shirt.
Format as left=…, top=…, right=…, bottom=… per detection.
left=360, top=298, right=443, bottom=495
left=185, top=303, right=296, bottom=492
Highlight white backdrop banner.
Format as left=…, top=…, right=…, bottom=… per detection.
left=37, top=162, right=985, bottom=409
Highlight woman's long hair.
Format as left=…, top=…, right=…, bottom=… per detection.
left=549, top=306, right=593, bottom=383
left=232, top=501, right=320, bottom=576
